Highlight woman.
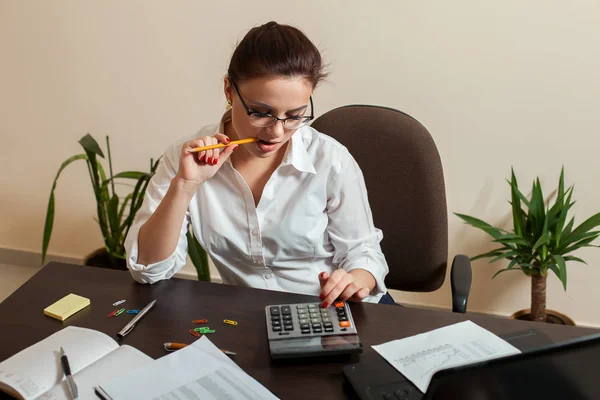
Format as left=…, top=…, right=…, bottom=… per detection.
left=125, top=21, right=391, bottom=306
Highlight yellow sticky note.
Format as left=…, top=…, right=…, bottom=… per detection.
left=44, top=293, right=90, bottom=321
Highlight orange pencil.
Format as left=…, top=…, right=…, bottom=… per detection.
left=163, top=342, right=236, bottom=355
left=189, top=137, right=258, bottom=153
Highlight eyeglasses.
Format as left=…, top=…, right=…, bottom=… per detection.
left=231, top=82, right=314, bottom=129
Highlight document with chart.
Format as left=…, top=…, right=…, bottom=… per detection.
left=372, top=320, right=521, bottom=393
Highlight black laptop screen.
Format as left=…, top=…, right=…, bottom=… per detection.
left=425, top=335, right=600, bottom=400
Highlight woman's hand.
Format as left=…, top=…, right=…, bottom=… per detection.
left=175, top=133, right=237, bottom=188
left=318, top=269, right=372, bottom=307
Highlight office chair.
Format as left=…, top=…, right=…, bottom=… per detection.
left=311, top=105, right=471, bottom=313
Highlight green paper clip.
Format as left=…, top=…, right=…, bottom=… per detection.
left=193, top=327, right=215, bottom=333
left=114, top=308, right=125, bottom=317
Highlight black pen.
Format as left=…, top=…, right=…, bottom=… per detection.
left=60, top=346, right=78, bottom=399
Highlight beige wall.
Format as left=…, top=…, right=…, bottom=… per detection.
left=2, top=1, right=600, bottom=325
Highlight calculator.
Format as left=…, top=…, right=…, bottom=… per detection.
left=265, top=301, right=363, bottom=359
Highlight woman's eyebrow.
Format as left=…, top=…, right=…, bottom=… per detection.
left=248, top=100, right=307, bottom=113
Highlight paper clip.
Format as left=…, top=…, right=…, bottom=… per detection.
left=189, top=329, right=200, bottom=337
left=192, top=319, right=208, bottom=324
left=193, top=327, right=214, bottom=333
left=114, top=308, right=126, bottom=317
left=127, top=310, right=140, bottom=314
left=112, top=299, right=126, bottom=307
left=223, top=319, right=238, bottom=326
left=108, top=309, right=119, bottom=318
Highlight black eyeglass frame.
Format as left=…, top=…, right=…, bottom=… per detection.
left=231, top=81, right=314, bottom=129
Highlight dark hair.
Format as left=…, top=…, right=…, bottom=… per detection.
left=227, top=21, right=327, bottom=89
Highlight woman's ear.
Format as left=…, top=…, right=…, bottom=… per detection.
left=223, top=77, right=234, bottom=104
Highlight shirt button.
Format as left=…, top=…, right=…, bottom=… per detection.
left=251, top=229, right=259, bottom=236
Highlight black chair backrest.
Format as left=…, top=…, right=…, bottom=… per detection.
left=311, top=105, right=448, bottom=292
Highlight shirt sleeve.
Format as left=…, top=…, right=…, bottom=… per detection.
left=124, top=144, right=190, bottom=284
left=326, top=151, right=389, bottom=302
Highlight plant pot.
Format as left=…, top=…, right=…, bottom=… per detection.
left=83, top=248, right=128, bottom=271
left=510, top=309, right=575, bottom=326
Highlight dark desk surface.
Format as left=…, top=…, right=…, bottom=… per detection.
left=1, top=262, right=598, bottom=399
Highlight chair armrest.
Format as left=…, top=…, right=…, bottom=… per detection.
left=450, top=254, right=472, bottom=313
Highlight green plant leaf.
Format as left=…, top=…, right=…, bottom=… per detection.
left=113, top=171, right=149, bottom=180
left=564, top=256, right=587, bottom=264
left=561, top=234, right=600, bottom=255
left=554, top=255, right=568, bottom=290
left=564, top=212, right=600, bottom=246
left=470, top=248, right=508, bottom=261
left=187, top=228, right=210, bottom=281
left=559, top=231, right=600, bottom=252
left=532, top=234, right=551, bottom=252
left=561, top=217, right=575, bottom=241
left=491, top=236, right=531, bottom=247
left=78, top=134, right=105, bottom=158
left=42, top=154, right=88, bottom=264
left=554, top=187, right=574, bottom=247
left=510, top=169, right=525, bottom=236
left=454, top=213, right=509, bottom=239
left=492, top=267, right=521, bottom=279
left=107, top=194, right=120, bottom=239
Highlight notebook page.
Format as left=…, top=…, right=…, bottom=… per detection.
left=96, top=336, right=278, bottom=400
left=39, top=345, right=153, bottom=400
left=0, top=327, right=119, bottom=400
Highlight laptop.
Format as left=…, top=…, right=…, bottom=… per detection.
left=344, top=329, right=600, bottom=400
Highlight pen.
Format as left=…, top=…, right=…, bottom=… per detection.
left=60, top=347, right=78, bottom=400
left=163, top=342, right=236, bottom=356
left=189, top=137, right=258, bottom=153
left=117, top=299, right=157, bottom=338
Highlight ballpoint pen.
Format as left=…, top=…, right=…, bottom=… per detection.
left=60, top=347, right=78, bottom=399
left=189, top=137, right=258, bottom=153
left=163, top=342, right=236, bottom=356
left=118, top=299, right=157, bottom=338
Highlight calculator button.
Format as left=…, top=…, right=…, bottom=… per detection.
left=300, top=323, right=310, bottom=330
left=272, top=326, right=282, bottom=332
left=320, top=309, right=329, bottom=315
left=272, top=320, right=281, bottom=326
left=299, top=318, right=310, bottom=324
left=312, top=323, right=322, bottom=329
left=311, top=318, right=321, bottom=324
left=270, top=306, right=280, bottom=315
left=308, top=304, right=318, bottom=309
left=338, top=316, right=348, bottom=322
left=271, top=315, right=281, bottom=321
left=339, top=321, right=351, bottom=328
left=312, top=328, right=322, bottom=333
left=284, top=325, right=294, bottom=331
left=281, top=306, right=292, bottom=315
left=325, top=327, right=334, bottom=332
left=297, top=309, right=308, bottom=315
left=296, top=305, right=308, bottom=310
left=301, top=329, right=311, bottom=334
left=334, top=301, right=345, bottom=308
left=322, top=318, right=331, bottom=323
left=282, top=315, right=292, bottom=321
left=323, top=322, right=333, bottom=328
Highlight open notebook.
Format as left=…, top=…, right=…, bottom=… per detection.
left=0, top=326, right=153, bottom=400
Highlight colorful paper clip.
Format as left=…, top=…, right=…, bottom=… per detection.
left=127, top=310, right=140, bottom=314
left=223, top=319, right=238, bottom=326
left=108, top=309, right=119, bottom=318
left=192, top=319, right=208, bottom=324
left=114, top=308, right=126, bottom=317
left=193, top=327, right=215, bottom=334
left=189, top=329, right=200, bottom=337
left=112, top=299, right=126, bottom=307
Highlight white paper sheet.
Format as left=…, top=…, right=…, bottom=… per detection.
left=372, top=320, right=521, bottom=393
left=96, top=336, right=279, bottom=400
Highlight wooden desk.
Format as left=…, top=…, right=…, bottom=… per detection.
left=1, top=262, right=597, bottom=399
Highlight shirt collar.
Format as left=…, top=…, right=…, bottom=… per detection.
left=217, top=111, right=316, bottom=175
left=282, top=128, right=317, bottom=175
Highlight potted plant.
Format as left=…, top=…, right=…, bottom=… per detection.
left=455, top=168, right=600, bottom=324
